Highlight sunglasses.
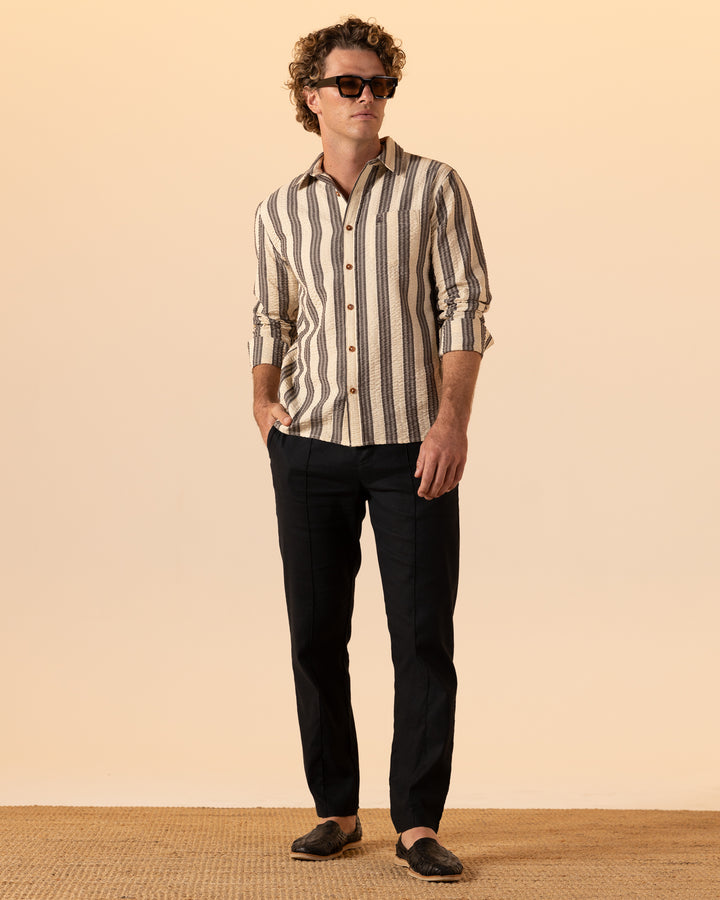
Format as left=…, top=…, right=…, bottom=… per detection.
left=312, top=74, right=398, bottom=99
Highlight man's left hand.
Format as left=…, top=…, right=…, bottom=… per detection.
left=414, top=422, right=468, bottom=500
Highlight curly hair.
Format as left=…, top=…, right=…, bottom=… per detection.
left=287, top=17, right=406, bottom=135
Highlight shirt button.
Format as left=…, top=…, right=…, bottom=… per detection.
left=349, top=387, right=357, bottom=394
left=346, top=224, right=353, bottom=231
left=347, top=304, right=354, bottom=310
left=346, top=263, right=353, bottom=270
left=348, top=346, right=356, bottom=352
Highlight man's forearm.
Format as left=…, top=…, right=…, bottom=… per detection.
left=434, top=350, right=482, bottom=431
left=253, top=363, right=282, bottom=405
left=252, top=363, right=292, bottom=442
left=414, top=350, right=482, bottom=499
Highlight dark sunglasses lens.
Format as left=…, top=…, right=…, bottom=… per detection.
left=371, top=77, right=395, bottom=98
left=337, top=76, right=364, bottom=97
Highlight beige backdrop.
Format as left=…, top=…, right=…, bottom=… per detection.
left=2, top=0, right=718, bottom=809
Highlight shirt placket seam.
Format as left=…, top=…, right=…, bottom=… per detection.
left=342, top=171, right=371, bottom=447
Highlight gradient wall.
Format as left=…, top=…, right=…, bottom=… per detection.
left=2, top=0, right=718, bottom=808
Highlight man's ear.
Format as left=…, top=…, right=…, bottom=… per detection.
left=304, top=86, right=320, bottom=116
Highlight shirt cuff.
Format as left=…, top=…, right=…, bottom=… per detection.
left=438, top=314, right=494, bottom=357
left=248, top=334, right=287, bottom=371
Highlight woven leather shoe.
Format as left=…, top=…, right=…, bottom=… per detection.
left=290, top=817, right=362, bottom=860
left=394, top=836, right=463, bottom=881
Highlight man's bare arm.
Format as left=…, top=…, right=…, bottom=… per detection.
left=415, top=350, right=482, bottom=500
left=253, top=363, right=292, bottom=444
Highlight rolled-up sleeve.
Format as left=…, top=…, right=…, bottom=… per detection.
left=431, top=169, right=493, bottom=357
left=249, top=203, right=298, bottom=370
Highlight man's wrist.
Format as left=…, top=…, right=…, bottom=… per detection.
left=432, top=411, right=470, bottom=434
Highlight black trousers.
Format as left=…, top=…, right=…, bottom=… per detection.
left=267, top=428, right=459, bottom=833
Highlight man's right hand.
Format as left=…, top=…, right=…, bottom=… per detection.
left=254, top=400, right=292, bottom=445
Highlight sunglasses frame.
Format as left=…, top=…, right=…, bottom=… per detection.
left=312, top=74, right=398, bottom=99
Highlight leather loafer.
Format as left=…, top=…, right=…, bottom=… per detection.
left=290, top=816, right=362, bottom=860
left=394, top=836, right=463, bottom=881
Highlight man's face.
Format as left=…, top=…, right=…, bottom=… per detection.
left=305, top=47, right=388, bottom=146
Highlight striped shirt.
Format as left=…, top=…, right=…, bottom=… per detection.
left=250, top=137, right=493, bottom=447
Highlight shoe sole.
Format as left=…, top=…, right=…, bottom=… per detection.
left=394, top=856, right=462, bottom=882
left=290, top=840, right=362, bottom=861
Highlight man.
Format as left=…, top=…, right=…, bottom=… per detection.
left=250, top=17, right=492, bottom=883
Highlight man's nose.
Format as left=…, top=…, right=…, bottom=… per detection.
left=358, top=82, right=374, bottom=101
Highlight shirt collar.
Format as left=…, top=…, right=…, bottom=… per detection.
left=299, top=136, right=399, bottom=188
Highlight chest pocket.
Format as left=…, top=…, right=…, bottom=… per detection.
left=374, top=210, right=428, bottom=295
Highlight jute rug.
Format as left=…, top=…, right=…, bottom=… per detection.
left=0, top=807, right=718, bottom=899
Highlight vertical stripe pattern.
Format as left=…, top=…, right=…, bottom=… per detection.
left=250, top=138, right=493, bottom=447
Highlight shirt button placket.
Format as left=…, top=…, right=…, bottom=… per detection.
left=344, top=200, right=360, bottom=444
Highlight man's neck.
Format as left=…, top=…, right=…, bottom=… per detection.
left=320, top=136, right=383, bottom=199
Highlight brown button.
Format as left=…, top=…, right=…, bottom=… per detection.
left=336, top=191, right=341, bottom=196
left=349, top=387, right=357, bottom=394
left=347, top=304, right=354, bottom=310
left=346, top=263, right=353, bottom=270
left=348, top=346, right=356, bottom=352
left=346, top=224, right=353, bottom=231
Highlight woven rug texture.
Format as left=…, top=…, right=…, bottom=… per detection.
left=0, top=807, right=718, bottom=899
